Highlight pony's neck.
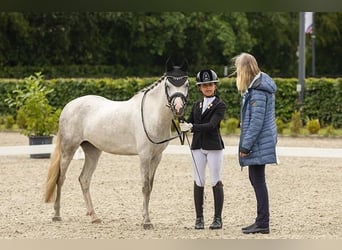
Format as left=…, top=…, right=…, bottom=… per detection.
left=143, top=78, right=173, bottom=133
left=150, top=79, right=172, bottom=119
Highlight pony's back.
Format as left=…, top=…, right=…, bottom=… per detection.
left=58, top=95, right=142, bottom=155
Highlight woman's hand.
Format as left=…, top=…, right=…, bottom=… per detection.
left=180, top=122, right=193, bottom=132
left=239, top=152, right=249, bottom=157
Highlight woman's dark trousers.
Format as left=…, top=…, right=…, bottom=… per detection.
left=249, top=164, right=269, bottom=228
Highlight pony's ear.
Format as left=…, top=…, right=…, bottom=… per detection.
left=165, top=57, right=175, bottom=73
left=180, top=59, right=188, bottom=72
left=166, top=57, right=188, bottom=73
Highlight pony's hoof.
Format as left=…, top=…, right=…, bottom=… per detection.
left=91, top=218, right=102, bottom=224
left=143, top=222, right=154, bottom=230
left=52, top=216, right=62, bottom=222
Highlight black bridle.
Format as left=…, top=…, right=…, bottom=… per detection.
left=165, top=76, right=189, bottom=115
left=141, top=75, right=188, bottom=145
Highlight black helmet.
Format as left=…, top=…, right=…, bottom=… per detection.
left=196, top=69, right=218, bottom=85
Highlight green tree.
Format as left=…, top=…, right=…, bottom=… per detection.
left=0, top=12, right=341, bottom=77
left=0, top=12, right=31, bottom=66
left=313, top=12, right=342, bottom=76
left=246, top=12, right=299, bottom=77
left=23, top=13, right=72, bottom=65
left=183, top=12, right=253, bottom=73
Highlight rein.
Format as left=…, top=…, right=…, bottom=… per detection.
left=141, top=84, right=185, bottom=145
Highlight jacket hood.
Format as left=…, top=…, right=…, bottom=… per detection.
left=250, top=72, right=277, bottom=94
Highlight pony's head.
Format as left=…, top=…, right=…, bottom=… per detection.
left=164, top=61, right=189, bottom=118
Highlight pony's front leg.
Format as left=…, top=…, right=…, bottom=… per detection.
left=140, top=153, right=162, bottom=229
left=142, top=179, right=153, bottom=229
left=140, top=156, right=154, bottom=229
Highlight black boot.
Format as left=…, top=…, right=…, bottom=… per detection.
left=194, top=182, right=204, bottom=229
left=209, top=181, right=224, bottom=230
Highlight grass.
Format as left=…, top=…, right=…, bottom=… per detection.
left=281, top=127, right=342, bottom=137
left=0, top=123, right=21, bottom=133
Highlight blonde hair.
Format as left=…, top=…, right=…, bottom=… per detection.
left=231, top=53, right=261, bottom=95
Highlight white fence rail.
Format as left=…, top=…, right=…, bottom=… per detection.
left=0, top=144, right=341, bottom=158
left=0, top=144, right=85, bottom=159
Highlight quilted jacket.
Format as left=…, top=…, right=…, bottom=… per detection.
left=239, top=72, right=278, bottom=167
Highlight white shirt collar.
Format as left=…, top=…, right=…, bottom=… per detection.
left=202, top=96, right=216, bottom=113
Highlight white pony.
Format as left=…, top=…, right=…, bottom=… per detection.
left=44, top=63, right=189, bottom=229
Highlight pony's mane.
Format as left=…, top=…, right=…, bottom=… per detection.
left=139, top=74, right=166, bottom=93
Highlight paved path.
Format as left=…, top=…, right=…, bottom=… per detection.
left=0, top=144, right=341, bottom=158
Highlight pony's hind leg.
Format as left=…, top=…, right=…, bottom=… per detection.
left=53, top=149, right=75, bottom=221
left=79, top=142, right=102, bottom=223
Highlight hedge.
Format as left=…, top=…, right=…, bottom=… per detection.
left=1, top=76, right=341, bottom=128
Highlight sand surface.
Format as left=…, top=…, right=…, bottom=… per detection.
left=0, top=132, right=341, bottom=239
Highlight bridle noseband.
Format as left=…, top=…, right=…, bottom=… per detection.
left=165, top=75, right=189, bottom=113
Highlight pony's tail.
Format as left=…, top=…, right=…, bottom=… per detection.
left=44, top=131, right=61, bottom=203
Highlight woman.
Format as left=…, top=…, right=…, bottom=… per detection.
left=180, top=69, right=226, bottom=230
left=232, top=52, right=277, bottom=234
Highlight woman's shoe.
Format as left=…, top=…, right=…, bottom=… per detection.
left=195, top=217, right=204, bottom=229
left=242, top=223, right=269, bottom=234
left=241, top=222, right=256, bottom=231
left=209, top=217, right=222, bottom=229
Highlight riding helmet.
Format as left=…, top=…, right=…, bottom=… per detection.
left=196, top=69, right=218, bottom=85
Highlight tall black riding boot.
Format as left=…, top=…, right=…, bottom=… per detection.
left=194, top=182, right=204, bottom=229
left=209, top=181, right=224, bottom=230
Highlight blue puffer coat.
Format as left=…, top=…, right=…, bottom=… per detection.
left=239, top=72, right=278, bottom=167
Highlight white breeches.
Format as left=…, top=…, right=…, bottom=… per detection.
left=191, top=149, right=224, bottom=187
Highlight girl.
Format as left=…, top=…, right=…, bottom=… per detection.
left=180, top=69, right=226, bottom=230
